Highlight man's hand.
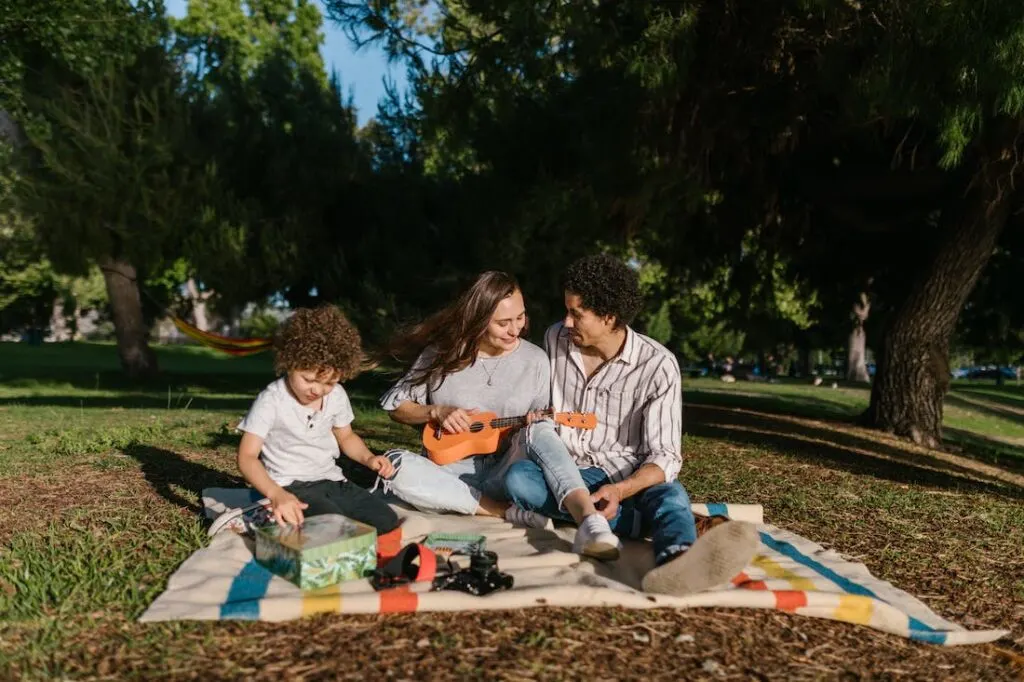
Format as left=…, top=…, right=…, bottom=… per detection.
left=368, top=454, right=396, bottom=479
left=269, top=490, right=309, bottom=527
left=590, top=484, right=622, bottom=521
left=524, top=409, right=552, bottom=425
left=429, top=405, right=479, bottom=434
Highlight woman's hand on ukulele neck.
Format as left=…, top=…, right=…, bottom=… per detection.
left=428, top=405, right=479, bottom=434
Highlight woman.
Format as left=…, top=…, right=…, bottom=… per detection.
left=378, top=271, right=552, bottom=527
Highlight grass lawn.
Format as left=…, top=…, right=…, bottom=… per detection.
left=1, top=342, right=1023, bottom=680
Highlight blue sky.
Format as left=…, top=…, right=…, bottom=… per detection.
left=164, top=0, right=407, bottom=125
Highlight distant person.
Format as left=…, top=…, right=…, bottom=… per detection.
left=221, top=306, right=401, bottom=545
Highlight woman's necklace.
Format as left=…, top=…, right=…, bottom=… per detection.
left=480, top=355, right=504, bottom=386
left=478, top=339, right=518, bottom=386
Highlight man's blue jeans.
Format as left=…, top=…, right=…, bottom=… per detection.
left=505, top=422, right=698, bottom=564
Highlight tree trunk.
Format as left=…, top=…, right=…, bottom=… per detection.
left=185, top=277, right=210, bottom=331
left=865, top=128, right=1020, bottom=447
left=846, top=292, right=871, bottom=383
left=48, top=296, right=71, bottom=342
left=99, top=257, right=158, bottom=377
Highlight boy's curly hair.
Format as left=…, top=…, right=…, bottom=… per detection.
left=272, top=305, right=367, bottom=381
left=562, top=254, right=642, bottom=329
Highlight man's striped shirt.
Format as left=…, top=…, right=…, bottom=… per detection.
left=544, top=322, right=683, bottom=483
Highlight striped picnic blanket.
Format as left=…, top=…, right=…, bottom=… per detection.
left=138, top=488, right=1009, bottom=646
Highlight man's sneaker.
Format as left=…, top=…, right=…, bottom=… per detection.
left=572, top=513, right=622, bottom=561
left=641, top=520, right=759, bottom=596
left=208, top=499, right=273, bottom=537
left=504, top=505, right=555, bottom=530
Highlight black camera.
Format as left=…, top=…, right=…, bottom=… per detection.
left=432, top=550, right=514, bottom=596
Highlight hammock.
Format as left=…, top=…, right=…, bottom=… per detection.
left=171, top=316, right=272, bottom=357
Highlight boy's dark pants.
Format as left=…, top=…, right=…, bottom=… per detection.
left=285, top=479, right=399, bottom=534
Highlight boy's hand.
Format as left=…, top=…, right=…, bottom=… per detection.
left=368, top=454, right=396, bottom=479
left=269, top=490, right=308, bottom=527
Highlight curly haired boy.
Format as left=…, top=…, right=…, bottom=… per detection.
left=233, top=305, right=400, bottom=536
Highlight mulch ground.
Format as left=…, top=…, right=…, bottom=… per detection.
left=3, top=609, right=1021, bottom=681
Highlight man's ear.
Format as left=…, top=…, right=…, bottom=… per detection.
left=603, top=314, right=618, bottom=329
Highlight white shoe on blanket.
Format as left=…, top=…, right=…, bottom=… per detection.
left=573, top=513, right=622, bottom=561
left=641, top=520, right=759, bottom=596
left=504, top=505, right=555, bottom=530
left=208, top=498, right=272, bottom=537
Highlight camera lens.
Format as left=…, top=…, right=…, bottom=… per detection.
left=470, top=550, right=498, bottom=576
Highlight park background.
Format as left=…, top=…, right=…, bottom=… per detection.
left=1, top=1, right=1023, bottom=679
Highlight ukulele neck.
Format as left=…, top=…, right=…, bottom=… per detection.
left=489, top=415, right=528, bottom=430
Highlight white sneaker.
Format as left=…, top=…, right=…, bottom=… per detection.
left=504, top=505, right=555, bottom=530
left=208, top=499, right=272, bottom=537
left=572, top=513, right=622, bottom=560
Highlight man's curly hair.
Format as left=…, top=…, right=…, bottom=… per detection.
left=562, top=254, right=642, bottom=329
left=273, top=305, right=367, bottom=381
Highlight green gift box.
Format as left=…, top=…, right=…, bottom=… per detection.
left=254, top=514, right=377, bottom=590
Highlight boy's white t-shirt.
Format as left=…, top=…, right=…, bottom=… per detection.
left=238, top=377, right=354, bottom=486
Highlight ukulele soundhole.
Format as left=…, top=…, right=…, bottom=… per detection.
left=469, top=423, right=485, bottom=433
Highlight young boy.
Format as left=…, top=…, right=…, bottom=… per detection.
left=229, top=305, right=400, bottom=537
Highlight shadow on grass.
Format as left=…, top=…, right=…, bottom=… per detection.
left=0, top=369, right=394, bottom=413
left=945, top=393, right=1024, bottom=427
left=0, top=393, right=255, bottom=411
left=687, top=389, right=1024, bottom=473
left=951, top=382, right=1024, bottom=408
left=685, top=404, right=1024, bottom=500
left=0, top=369, right=265, bottom=395
left=943, top=427, right=1024, bottom=473
left=684, top=388, right=862, bottom=422
left=121, top=444, right=245, bottom=513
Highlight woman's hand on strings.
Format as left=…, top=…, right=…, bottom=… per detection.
left=429, top=405, right=478, bottom=433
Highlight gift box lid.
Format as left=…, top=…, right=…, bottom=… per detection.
left=255, top=514, right=375, bottom=556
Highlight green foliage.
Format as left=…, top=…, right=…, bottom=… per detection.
left=4, top=0, right=1023, bottom=388
left=55, top=269, right=107, bottom=315
left=327, top=0, right=1024, bottom=373
left=238, top=307, right=282, bottom=339
left=642, top=301, right=673, bottom=345
left=9, top=1, right=203, bottom=287
left=956, top=229, right=1024, bottom=365
left=679, top=322, right=746, bottom=363
left=0, top=0, right=170, bottom=112
left=0, top=219, right=56, bottom=333
left=174, top=0, right=369, bottom=308
left=0, top=145, right=56, bottom=334
left=824, top=0, right=1024, bottom=167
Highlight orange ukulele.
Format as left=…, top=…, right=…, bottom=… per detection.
left=423, top=410, right=598, bottom=465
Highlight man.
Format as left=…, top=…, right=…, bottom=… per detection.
left=505, top=254, right=759, bottom=596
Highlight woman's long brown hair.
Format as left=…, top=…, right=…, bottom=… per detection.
left=385, top=271, right=523, bottom=390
